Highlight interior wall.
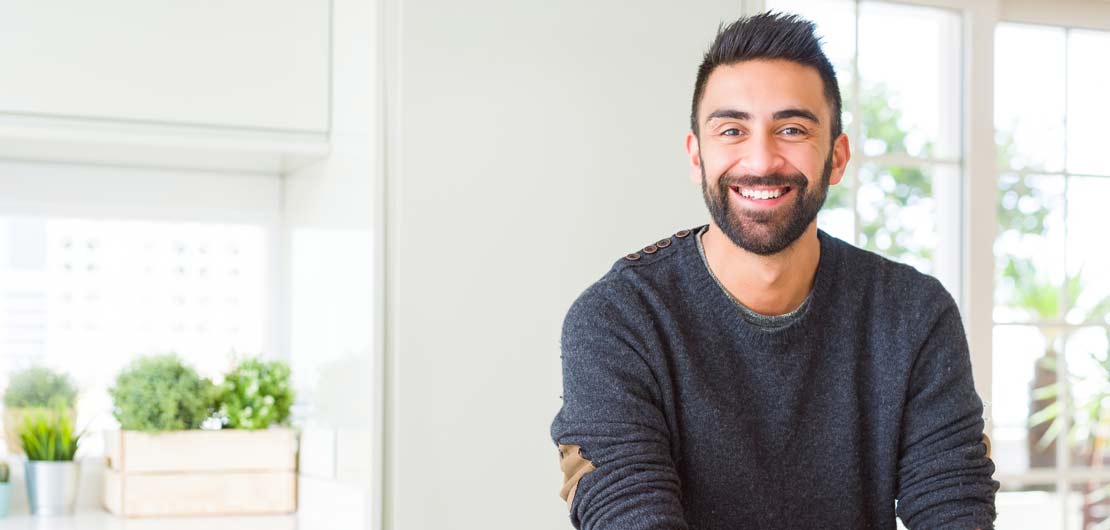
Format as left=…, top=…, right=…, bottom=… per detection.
left=385, top=1, right=739, bottom=528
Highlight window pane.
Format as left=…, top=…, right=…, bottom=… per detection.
left=0, top=216, right=270, bottom=445
left=858, top=2, right=961, bottom=159
left=995, top=24, right=1067, bottom=173
left=856, top=163, right=958, bottom=277
left=1067, top=30, right=1110, bottom=177
left=1060, top=327, right=1110, bottom=471
left=1065, top=177, right=1110, bottom=326
left=993, top=324, right=1064, bottom=473
left=994, top=174, right=1067, bottom=323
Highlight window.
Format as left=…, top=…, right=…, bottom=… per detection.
left=993, top=22, right=1110, bottom=528
left=0, top=216, right=270, bottom=452
left=765, top=0, right=965, bottom=301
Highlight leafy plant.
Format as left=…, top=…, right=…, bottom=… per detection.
left=3, top=366, right=77, bottom=409
left=215, top=357, right=294, bottom=430
left=109, top=354, right=215, bottom=432
left=1030, top=329, right=1110, bottom=451
left=18, top=409, right=82, bottom=461
left=0, top=461, right=8, bottom=482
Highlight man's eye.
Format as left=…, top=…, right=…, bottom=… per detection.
left=722, top=128, right=741, bottom=136
left=780, top=127, right=805, bottom=136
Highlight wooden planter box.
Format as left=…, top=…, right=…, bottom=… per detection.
left=102, top=428, right=298, bottom=517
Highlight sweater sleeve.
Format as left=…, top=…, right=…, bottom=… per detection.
left=895, top=294, right=1000, bottom=529
left=550, top=281, right=688, bottom=530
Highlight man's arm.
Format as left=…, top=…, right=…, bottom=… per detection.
left=895, top=295, right=999, bottom=529
left=550, top=281, right=688, bottom=530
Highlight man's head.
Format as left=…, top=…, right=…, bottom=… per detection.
left=685, top=12, right=850, bottom=256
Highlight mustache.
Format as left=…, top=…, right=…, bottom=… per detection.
left=718, top=173, right=808, bottom=189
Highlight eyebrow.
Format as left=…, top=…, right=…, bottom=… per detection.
left=705, top=108, right=821, bottom=125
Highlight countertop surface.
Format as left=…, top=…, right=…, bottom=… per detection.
left=0, top=511, right=299, bottom=530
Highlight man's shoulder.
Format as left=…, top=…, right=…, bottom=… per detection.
left=605, top=226, right=698, bottom=273
left=826, top=232, right=956, bottom=317
left=565, top=226, right=700, bottom=324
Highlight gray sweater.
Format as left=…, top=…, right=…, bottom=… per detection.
left=550, top=225, right=998, bottom=529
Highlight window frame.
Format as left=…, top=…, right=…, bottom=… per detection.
left=749, top=0, right=1110, bottom=525
left=745, top=0, right=994, bottom=406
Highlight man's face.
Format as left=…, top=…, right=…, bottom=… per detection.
left=685, top=59, right=850, bottom=256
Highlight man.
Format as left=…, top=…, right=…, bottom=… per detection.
left=549, top=12, right=998, bottom=530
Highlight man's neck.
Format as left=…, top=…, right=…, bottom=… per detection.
left=700, top=222, right=821, bottom=316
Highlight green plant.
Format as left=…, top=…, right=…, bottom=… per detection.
left=215, top=357, right=294, bottom=430
left=0, top=461, right=9, bottom=482
left=18, top=409, right=82, bottom=461
left=109, top=354, right=214, bottom=432
left=3, top=366, right=77, bottom=409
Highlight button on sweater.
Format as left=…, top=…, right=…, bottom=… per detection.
left=550, top=225, right=999, bottom=529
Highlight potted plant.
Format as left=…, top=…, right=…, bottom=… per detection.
left=3, top=367, right=78, bottom=455
left=214, top=357, right=294, bottom=430
left=0, top=460, right=10, bottom=517
left=19, top=408, right=83, bottom=516
left=102, top=354, right=297, bottom=517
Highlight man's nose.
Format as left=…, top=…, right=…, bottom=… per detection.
left=739, top=131, right=785, bottom=176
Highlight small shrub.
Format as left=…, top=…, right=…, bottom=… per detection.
left=0, top=461, right=9, bottom=482
left=3, top=367, right=77, bottom=409
left=215, top=357, right=294, bottom=430
left=109, top=354, right=214, bottom=432
left=19, top=409, right=81, bottom=461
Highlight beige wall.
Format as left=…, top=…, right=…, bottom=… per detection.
left=384, top=1, right=739, bottom=528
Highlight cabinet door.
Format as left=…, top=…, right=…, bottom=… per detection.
left=0, top=0, right=330, bottom=132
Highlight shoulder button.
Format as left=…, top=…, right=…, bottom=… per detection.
left=656, top=238, right=671, bottom=248
left=624, top=253, right=641, bottom=261
left=642, top=244, right=658, bottom=254
left=675, top=229, right=691, bottom=238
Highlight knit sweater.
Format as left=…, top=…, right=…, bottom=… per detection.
left=550, top=225, right=999, bottom=529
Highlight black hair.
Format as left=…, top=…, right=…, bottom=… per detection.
left=690, top=12, right=842, bottom=143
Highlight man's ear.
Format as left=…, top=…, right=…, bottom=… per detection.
left=828, top=132, right=851, bottom=186
left=685, top=130, right=702, bottom=185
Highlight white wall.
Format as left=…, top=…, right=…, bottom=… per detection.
left=384, top=1, right=738, bottom=528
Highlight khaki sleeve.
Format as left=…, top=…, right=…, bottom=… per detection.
left=558, top=444, right=597, bottom=510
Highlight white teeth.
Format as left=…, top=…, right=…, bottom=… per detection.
left=739, top=187, right=785, bottom=200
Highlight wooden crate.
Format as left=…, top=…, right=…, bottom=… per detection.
left=102, top=428, right=298, bottom=517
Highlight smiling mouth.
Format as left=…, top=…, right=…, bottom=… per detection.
left=730, top=185, right=793, bottom=201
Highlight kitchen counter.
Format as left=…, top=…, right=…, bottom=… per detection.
left=0, top=511, right=298, bottom=530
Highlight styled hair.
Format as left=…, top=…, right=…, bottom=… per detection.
left=690, top=12, right=842, bottom=142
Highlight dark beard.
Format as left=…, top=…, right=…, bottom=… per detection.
left=700, top=152, right=833, bottom=256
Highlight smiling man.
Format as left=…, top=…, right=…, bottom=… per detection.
left=550, top=12, right=998, bottom=530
